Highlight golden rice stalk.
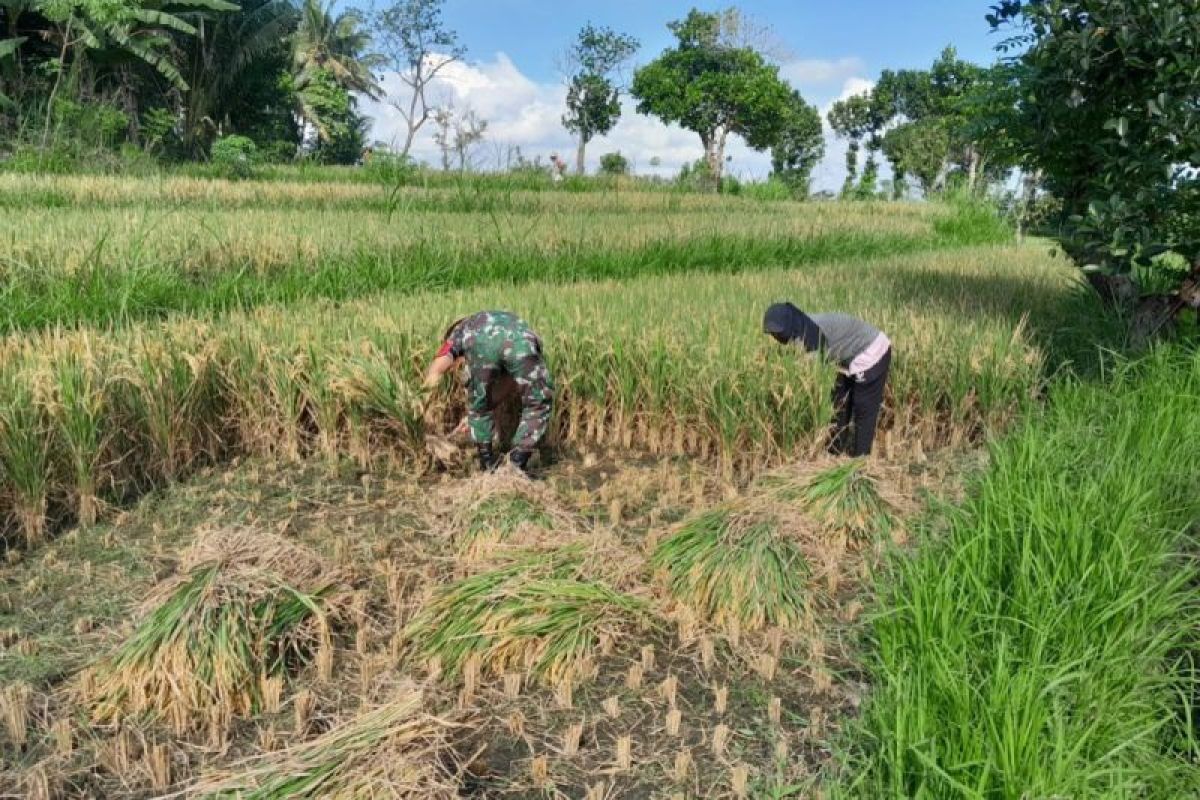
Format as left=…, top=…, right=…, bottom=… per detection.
left=190, top=686, right=456, bottom=799
left=673, top=749, right=693, bottom=782
left=0, top=369, right=52, bottom=545
left=85, top=528, right=342, bottom=734
left=731, top=764, right=750, bottom=797
left=1, top=682, right=31, bottom=746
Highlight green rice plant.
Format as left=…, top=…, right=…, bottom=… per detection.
left=294, top=345, right=343, bottom=460
left=329, top=346, right=426, bottom=463
left=87, top=529, right=340, bottom=735
left=651, top=505, right=810, bottom=633
left=191, top=686, right=455, bottom=799
left=0, top=367, right=54, bottom=544
left=404, top=547, right=651, bottom=686
left=834, top=348, right=1200, bottom=798
left=793, top=459, right=893, bottom=542
left=50, top=350, right=108, bottom=525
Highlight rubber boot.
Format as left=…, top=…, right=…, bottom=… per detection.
left=509, top=449, right=532, bottom=475
left=476, top=443, right=498, bottom=472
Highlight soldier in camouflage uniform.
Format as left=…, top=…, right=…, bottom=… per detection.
left=423, top=310, right=554, bottom=473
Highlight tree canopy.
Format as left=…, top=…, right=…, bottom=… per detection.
left=989, top=0, right=1200, bottom=299
left=561, top=22, right=637, bottom=175
left=631, top=8, right=797, bottom=186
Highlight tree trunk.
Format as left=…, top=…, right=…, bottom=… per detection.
left=398, top=84, right=423, bottom=159
left=931, top=158, right=952, bottom=194
left=575, top=132, right=586, bottom=176
left=1085, top=272, right=1139, bottom=308
left=400, top=119, right=419, bottom=160
left=1128, top=295, right=1180, bottom=352
left=966, top=145, right=979, bottom=194
left=42, top=21, right=73, bottom=149
left=705, top=126, right=728, bottom=190
left=1016, top=169, right=1040, bottom=244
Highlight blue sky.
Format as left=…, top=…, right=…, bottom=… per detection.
left=441, top=1, right=1002, bottom=86
left=360, top=2, right=1009, bottom=190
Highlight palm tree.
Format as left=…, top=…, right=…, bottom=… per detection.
left=292, top=0, right=380, bottom=98
left=291, top=0, right=380, bottom=143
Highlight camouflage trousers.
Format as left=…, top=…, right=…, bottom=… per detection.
left=465, top=358, right=554, bottom=452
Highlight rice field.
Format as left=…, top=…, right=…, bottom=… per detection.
left=1, top=443, right=971, bottom=796
left=4, top=170, right=1185, bottom=798
left=0, top=242, right=1089, bottom=545
left=0, top=172, right=1009, bottom=332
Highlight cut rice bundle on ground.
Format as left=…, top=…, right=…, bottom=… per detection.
left=763, top=458, right=899, bottom=543
left=85, top=528, right=344, bottom=734
left=651, top=504, right=809, bottom=633
left=189, top=684, right=457, bottom=799
left=404, top=546, right=652, bottom=687
left=441, top=471, right=581, bottom=567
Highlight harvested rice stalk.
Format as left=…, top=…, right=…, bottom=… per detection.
left=404, top=547, right=652, bottom=686
left=652, top=505, right=809, bottom=633
left=445, top=472, right=574, bottom=563
left=190, top=686, right=456, bottom=799
left=767, top=458, right=896, bottom=542
left=86, top=529, right=342, bottom=734
left=458, top=494, right=554, bottom=559
left=799, top=459, right=893, bottom=541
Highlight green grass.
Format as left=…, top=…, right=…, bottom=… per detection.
left=834, top=346, right=1200, bottom=798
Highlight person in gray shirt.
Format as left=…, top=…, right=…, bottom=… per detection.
left=763, top=302, right=893, bottom=457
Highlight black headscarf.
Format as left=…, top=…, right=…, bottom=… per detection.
left=763, top=302, right=825, bottom=352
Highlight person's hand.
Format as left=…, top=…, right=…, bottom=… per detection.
left=452, top=417, right=468, bottom=437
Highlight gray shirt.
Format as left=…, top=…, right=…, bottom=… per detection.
left=809, top=313, right=881, bottom=365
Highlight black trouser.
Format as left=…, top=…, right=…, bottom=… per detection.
left=829, top=348, right=891, bottom=457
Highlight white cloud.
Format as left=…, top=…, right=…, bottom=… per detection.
left=360, top=51, right=877, bottom=191
left=832, top=76, right=876, bottom=104
left=780, top=57, right=867, bottom=87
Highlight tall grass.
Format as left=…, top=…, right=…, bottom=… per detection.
left=834, top=347, right=1200, bottom=797
left=0, top=246, right=1082, bottom=545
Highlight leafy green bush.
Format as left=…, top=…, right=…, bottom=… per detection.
left=211, top=135, right=260, bottom=179
left=598, top=151, right=629, bottom=175
left=258, top=140, right=297, bottom=165
left=52, top=98, right=128, bottom=151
